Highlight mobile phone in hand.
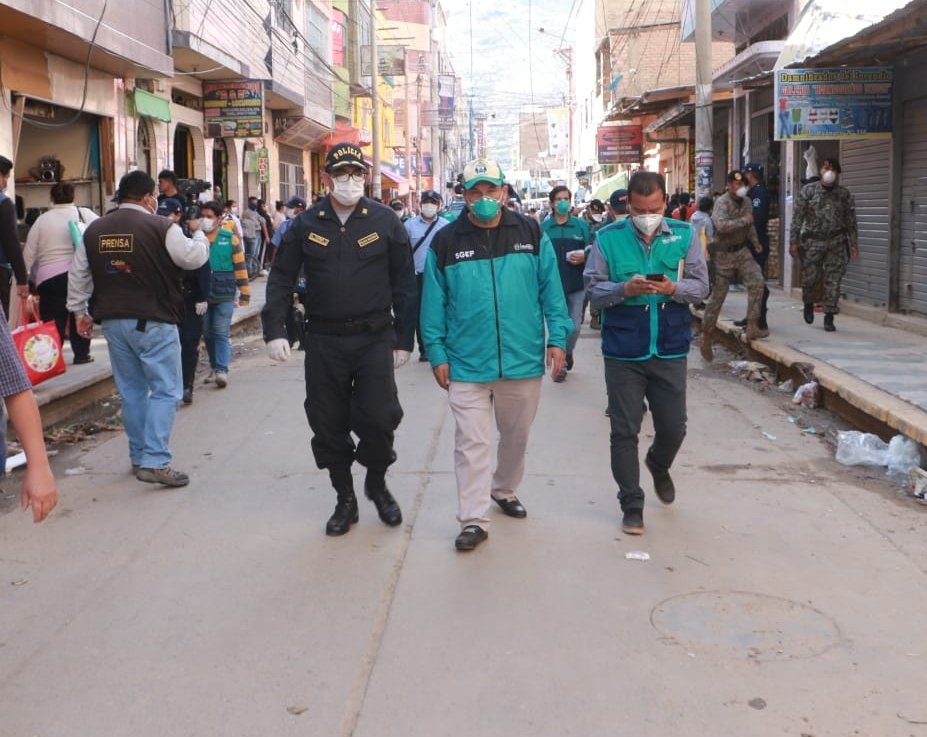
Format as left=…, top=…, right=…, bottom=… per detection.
left=645, top=273, right=666, bottom=281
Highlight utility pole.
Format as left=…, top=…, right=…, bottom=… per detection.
left=694, top=0, right=713, bottom=200
left=370, top=10, right=382, bottom=200
left=416, top=73, right=423, bottom=199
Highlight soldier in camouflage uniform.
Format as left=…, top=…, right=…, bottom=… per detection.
left=699, top=171, right=769, bottom=363
left=789, top=157, right=858, bottom=332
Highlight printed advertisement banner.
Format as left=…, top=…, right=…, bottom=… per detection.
left=203, top=80, right=263, bottom=138
left=774, top=67, right=893, bottom=140
left=597, top=124, right=643, bottom=164
left=361, top=46, right=406, bottom=77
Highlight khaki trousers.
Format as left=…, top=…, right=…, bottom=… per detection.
left=448, top=377, right=543, bottom=529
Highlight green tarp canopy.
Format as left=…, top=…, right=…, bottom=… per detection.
left=592, top=171, right=629, bottom=202
left=133, top=88, right=171, bottom=123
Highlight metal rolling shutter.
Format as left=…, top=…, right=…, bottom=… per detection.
left=839, top=138, right=891, bottom=307
left=899, top=96, right=927, bottom=315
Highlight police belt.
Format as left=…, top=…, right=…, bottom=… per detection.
left=304, top=310, right=392, bottom=336
left=710, top=242, right=747, bottom=253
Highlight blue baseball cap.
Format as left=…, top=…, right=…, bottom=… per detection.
left=157, top=197, right=183, bottom=216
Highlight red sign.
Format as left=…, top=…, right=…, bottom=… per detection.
left=597, top=125, right=643, bottom=164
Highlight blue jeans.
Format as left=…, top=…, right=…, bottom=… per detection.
left=203, top=301, right=235, bottom=373
left=103, top=319, right=182, bottom=469
left=565, top=289, right=585, bottom=355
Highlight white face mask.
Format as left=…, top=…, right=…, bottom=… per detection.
left=332, top=178, right=365, bottom=207
left=735, top=186, right=748, bottom=199
left=631, top=213, right=663, bottom=237
left=200, top=217, right=216, bottom=233
left=821, top=170, right=837, bottom=185
left=591, top=213, right=604, bottom=222
left=421, top=203, right=438, bottom=219
left=230, top=207, right=238, bottom=215
left=284, top=208, right=295, bottom=219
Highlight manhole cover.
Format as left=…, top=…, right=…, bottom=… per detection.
left=651, top=590, right=842, bottom=661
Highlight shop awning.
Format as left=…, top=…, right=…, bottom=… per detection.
left=380, top=164, right=409, bottom=196
left=713, top=40, right=784, bottom=87
left=133, top=88, right=171, bottom=123
left=592, top=172, right=629, bottom=202
left=323, top=122, right=364, bottom=149
left=775, top=0, right=914, bottom=69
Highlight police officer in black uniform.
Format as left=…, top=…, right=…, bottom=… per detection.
left=261, top=143, right=417, bottom=537
left=734, top=162, right=771, bottom=330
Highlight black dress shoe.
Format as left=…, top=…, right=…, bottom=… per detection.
left=455, top=525, right=488, bottom=551
left=622, top=509, right=644, bottom=535
left=645, top=453, right=675, bottom=505
left=73, top=355, right=95, bottom=365
left=803, top=303, right=814, bottom=324
left=365, top=485, right=403, bottom=526
left=493, top=496, right=527, bottom=518
left=326, top=495, right=359, bottom=536
left=733, top=318, right=748, bottom=328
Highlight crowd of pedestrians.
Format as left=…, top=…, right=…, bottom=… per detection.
left=0, top=146, right=859, bottom=544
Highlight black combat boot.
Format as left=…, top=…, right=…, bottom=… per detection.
left=364, top=469, right=402, bottom=527
left=803, top=303, right=814, bottom=324
left=326, top=467, right=358, bottom=536
left=823, top=313, right=836, bottom=332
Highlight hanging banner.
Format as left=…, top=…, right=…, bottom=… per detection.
left=597, top=124, right=642, bottom=164
left=774, top=67, right=893, bottom=140
left=438, top=74, right=455, bottom=130
left=203, top=80, right=263, bottom=138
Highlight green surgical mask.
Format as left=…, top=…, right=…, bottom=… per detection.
left=471, top=196, right=501, bottom=221
left=555, top=199, right=571, bottom=216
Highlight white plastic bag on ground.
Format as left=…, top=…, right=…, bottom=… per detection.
left=836, top=431, right=889, bottom=466
left=792, top=381, right=819, bottom=409
left=886, top=435, right=923, bottom=476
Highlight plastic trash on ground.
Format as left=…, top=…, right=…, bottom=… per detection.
left=836, top=431, right=889, bottom=466
left=728, top=360, right=774, bottom=383
left=778, top=379, right=794, bottom=393
left=886, top=435, right=923, bottom=477
left=910, top=467, right=927, bottom=500
left=624, top=551, right=650, bottom=561
left=792, top=381, right=819, bottom=409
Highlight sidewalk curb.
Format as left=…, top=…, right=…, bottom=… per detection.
left=30, top=306, right=263, bottom=429
left=694, top=310, right=927, bottom=447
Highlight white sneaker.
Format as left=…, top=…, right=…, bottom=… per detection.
left=259, top=269, right=269, bottom=276
left=215, top=371, right=228, bottom=388
left=204, top=370, right=216, bottom=384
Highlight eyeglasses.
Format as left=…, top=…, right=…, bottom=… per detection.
left=331, top=171, right=365, bottom=183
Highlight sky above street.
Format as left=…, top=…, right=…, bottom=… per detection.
left=443, top=0, right=574, bottom=120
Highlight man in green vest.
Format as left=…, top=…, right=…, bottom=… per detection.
left=584, top=171, right=709, bottom=535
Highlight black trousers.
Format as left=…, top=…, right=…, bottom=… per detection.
left=414, top=273, right=426, bottom=357
left=303, top=330, right=403, bottom=472
left=0, top=268, right=10, bottom=319
left=748, top=236, right=771, bottom=328
left=605, top=357, right=688, bottom=512
left=179, top=303, right=203, bottom=391
left=37, top=272, right=91, bottom=361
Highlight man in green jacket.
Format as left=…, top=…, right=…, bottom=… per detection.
left=420, top=158, right=573, bottom=552
left=585, top=171, right=709, bottom=536
left=541, top=185, right=591, bottom=381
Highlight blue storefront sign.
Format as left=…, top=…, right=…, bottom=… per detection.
left=774, top=67, right=893, bottom=140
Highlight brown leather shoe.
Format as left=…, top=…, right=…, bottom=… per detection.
left=699, top=330, right=714, bottom=363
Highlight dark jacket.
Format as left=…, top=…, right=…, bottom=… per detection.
left=262, top=195, right=417, bottom=350
left=0, top=193, right=27, bottom=283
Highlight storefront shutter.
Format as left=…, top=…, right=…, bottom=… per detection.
left=899, top=96, right=927, bottom=316
left=839, top=138, right=891, bottom=307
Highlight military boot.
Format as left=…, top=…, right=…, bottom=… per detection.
left=326, top=467, right=359, bottom=536
left=745, top=320, right=770, bottom=340
left=699, top=329, right=714, bottom=363
left=803, top=303, right=814, bottom=324
left=365, top=469, right=402, bottom=527
left=823, top=313, right=836, bottom=332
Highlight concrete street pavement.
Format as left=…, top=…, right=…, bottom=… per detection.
left=2, top=325, right=927, bottom=736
